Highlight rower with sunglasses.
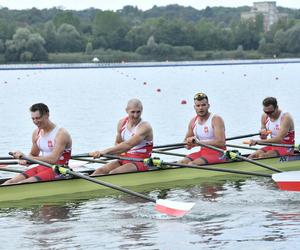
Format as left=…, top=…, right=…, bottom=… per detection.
left=249, top=97, right=295, bottom=159
left=179, top=92, right=227, bottom=166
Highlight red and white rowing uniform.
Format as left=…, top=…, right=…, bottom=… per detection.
left=262, top=111, right=295, bottom=156
left=119, top=117, right=153, bottom=171
left=23, top=126, right=72, bottom=181
left=187, top=114, right=226, bottom=164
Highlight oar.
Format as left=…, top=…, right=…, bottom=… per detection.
left=0, top=156, right=14, bottom=160
left=0, top=161, right=20, bottom=166
left=193, top=139, right=282, bottom=173
left=71, top=157, right=109, bottom=164
left=226, top=131, right=271, bottom=141
left=12, top=153, right=195, bottom=217
left=243, top=141, right=298, bottom=149
left=152, top=150, right=186, bottom=157
left=0, top=168, right=23, bottom=173
left=152, top=132, right=272, bottom=151
left=226, top=144, right=259, bottom=151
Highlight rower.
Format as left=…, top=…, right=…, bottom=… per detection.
left=2, top=103, right=72, bottom=185
left=179, top=92, right=227, bottom=166
left=89, top=98, right=153, bottom=175
left=248, top=97, right=295, bottom=159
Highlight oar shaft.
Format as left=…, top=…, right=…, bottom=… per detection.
left=226, top=144, right=258, bottom=151
left=152, top=150, right=186, bottom=157
left=0, top=161, right=20, bottom=165
left=226, top=133, right=260, bottom=141
left=153, top=143, right=186, bottom=149
left=0, top=156, right=14, bottom=160
left=256, top=142, right=294, bottom=148
left=15, top=153, right=156, bottom=203
left=0, top=168, right=23, bottom=173
left=71, top=157, right=109, bottom=164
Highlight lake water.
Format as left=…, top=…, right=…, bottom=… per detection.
left=0, top=60, right=300, bottom=249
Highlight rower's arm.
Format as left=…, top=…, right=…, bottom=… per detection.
left=29, top=129, right=41, bottom=157
left=103, top=122, right=152, bottom=155
left=259, top=113, right=293, bottom=143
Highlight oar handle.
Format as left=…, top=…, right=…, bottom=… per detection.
left=0, top=161, right=20, bottom=165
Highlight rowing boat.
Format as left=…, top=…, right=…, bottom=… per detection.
left=0, top=154, right=300, bottom=206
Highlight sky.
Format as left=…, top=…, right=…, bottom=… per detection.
left=0, top=0, right=299, bottom=11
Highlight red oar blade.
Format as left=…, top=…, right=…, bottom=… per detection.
left=155, top=199, right=195, bottom=217
left=272, top=171, right=300, bottom=191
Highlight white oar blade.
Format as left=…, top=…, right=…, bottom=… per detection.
left=155, top=199, right=195, bottom=217
left=272, top=171, right=300, bottom=191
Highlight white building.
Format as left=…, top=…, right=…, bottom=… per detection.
left=241, top=1, right=287, bottom=31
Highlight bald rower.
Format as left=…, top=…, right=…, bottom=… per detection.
left=89, top=99, right=153, bottom=175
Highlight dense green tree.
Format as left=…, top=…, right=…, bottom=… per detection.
left=54, top=11, right=81, bottom=31
left=43, top=21, right=57, bottom=52
left=4, top=27, right=48, bottom=62
left=57, top=24, right=85, bottom=52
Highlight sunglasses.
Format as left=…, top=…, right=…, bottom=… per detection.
left=194, top=93, right=208, bottom=101
left=264, top=109, right=275, bottom=115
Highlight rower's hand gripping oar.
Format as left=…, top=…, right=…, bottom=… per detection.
left=10, top=152, right=195, bottom=217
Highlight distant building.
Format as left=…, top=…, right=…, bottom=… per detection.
left=241, top=1, right=287, bottom=31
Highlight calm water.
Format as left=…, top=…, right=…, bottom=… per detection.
left=0, top=60, right=300, bottom=249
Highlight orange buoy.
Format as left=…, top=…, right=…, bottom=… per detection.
left=181, top=100, right=187, bottom=104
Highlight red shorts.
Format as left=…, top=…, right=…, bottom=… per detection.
left=187, top=147, right=226, bottom=164
left=261, top=146, right=293, bottom=156
left=118, top=153, right=149, bottom=171
left=23, top=165, right=57, bottom=181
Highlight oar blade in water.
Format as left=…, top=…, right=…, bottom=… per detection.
left=272, top=171, right=300, bottom=191
left=155, top=199, right=195, bottom=217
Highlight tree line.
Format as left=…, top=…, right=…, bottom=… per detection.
left=0, top=4, right=299, bottom=62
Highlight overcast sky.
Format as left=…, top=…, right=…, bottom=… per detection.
left=0, top=0, right=299, bottom=11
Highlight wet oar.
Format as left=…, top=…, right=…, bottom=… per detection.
left=272, top=171, right=300, bottom=191
left=193, top=139, right=282, bottom=173
left=14, top=153, right=195, bottom=217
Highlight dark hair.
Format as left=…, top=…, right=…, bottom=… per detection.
left=194, top=92, right=208, bottom=102
left=262, top=97, right=278, bottom=108
left=30, top=103, right=49, bottom=116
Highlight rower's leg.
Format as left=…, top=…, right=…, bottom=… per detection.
left=109, top=163, right=138, bottom=174
left=2, top=173, right=26, bottom=185
left=90, top=160, right=120, bottom=176
left=178, top=157, right=192, bottom=164
left=189, top=157, right=207, bottom=166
